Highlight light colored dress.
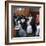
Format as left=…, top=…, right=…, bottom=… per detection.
left=36, top=25, right=40, bottom=36
left=18, top=24, right=27, bottom=37
left=27, top=24, right=32, bottom=34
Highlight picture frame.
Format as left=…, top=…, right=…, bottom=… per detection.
left=5, top=1, right=45, bottom=44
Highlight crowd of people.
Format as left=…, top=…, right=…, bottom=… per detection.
left=13, top=14, right=40, bottom=37
left=12, top=8, right=40, bottom=37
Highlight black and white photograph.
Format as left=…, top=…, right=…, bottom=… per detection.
left=5, top=1, right=45, bottom=44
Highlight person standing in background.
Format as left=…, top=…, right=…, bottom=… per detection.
left=35, top=14, right=40, bottom=36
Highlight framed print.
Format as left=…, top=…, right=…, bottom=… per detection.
left=5, top=1, right=45, bottom=44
